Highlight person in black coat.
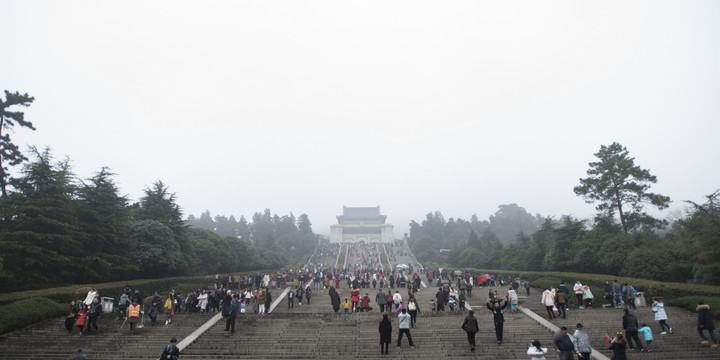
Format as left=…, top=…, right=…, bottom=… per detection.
left=159, top=337, right=180, bottom=360
left=330, top=287, right=341, bottom=312
left=697, top=302, right=719, bottom=347
left=487, top=298, right=509, bottom=344
left=379, top=314, right=392, bottom=354
left=622, top=309, right=643, bottom=350
left=461, top=310, right=479, bottom=351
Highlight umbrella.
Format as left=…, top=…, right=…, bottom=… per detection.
left=396, top=264, right=409, bottom=269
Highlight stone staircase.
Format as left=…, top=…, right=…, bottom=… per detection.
left=1, top=239, right=717, bottom=360
left=0, top=310, right=218, bottom=360
left=519, top=289, right=718, bottom=359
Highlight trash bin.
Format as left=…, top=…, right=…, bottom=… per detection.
left=101, top=297, right=114, bottom=313
left=635, top=292, right=646, bottom=307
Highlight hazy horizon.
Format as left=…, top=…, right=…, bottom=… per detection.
left=2, top=1, right=718, bottom=237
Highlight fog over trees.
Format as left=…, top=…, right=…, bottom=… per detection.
left=409, top=143, right=719, bottom=285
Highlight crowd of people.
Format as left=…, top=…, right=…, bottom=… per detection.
left=55, top=240, right=719, bottom=360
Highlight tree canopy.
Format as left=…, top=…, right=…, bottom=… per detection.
left=0, top=90, right=36, bottom=197
left=574, top=142, right=671, bottom=234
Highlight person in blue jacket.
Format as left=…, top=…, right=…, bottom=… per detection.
left=638, top=323, right=653, bottom=352
left=225, top=294, right=239, bottom=334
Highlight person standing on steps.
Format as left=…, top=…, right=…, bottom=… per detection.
left=225, top=294, right=238, bottom=334
left=264, top=288, right=273, bottom=314
left=126, top=299, right=141, bottom=332
left=287, top=288, right=295, bottom=308
left=396, top=308, right=415, bottom=349
left=296, top=286, right=304, bottom=306
left=487, top=298, right=509, bottom=345
left=461, top=310, right=479, bottom=351
left=573, top=281, right=584, bottom=309
left=379, top=314, right=392, bottom=355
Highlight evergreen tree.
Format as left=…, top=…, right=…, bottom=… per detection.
left=0, top=90, right=36, bottom=197
left=574, top=142, right=671, bottom=234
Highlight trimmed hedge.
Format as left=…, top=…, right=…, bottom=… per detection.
left=0, top=276, right=213, bottom=307
left=670, top=296, right=720, bottom=319
left=450, top=268, right=720, bottom=315
left=0, top=297, right=67, bottom=335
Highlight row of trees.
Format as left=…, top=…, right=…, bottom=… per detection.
left=410, top=143, right=719, bottom=285
left=0, top=148, right=318, bottom=292
left=0, top=90, right=320, bottom=292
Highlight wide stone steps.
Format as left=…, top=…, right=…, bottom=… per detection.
left=0, top=311, right=215, bottom=360
left=520, top=288, right=717, bottom=359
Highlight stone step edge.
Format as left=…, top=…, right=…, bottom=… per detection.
left=178, top=287, right=290, bottom=352
left=519, top=306, right=610, bottom=360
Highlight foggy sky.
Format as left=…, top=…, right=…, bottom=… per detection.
left=2, top=1, right=719, bottom=237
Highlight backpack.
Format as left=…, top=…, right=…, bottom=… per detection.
left=408, top=302, right=416, bottom=311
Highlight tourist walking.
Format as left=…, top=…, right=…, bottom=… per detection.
left=407, top=296, right=419, bottom=328
left=527, top=339, right=548, bottom=360
left=622, top=309, right=643, bottom=351
left=651, top=298, right=673, bottom=334
left=461, top=310, right=479, bottom=351
left=552, top=326, right=574, bottom=360
left=608, top=332, right=628, bottom=360
left=638, top=323, right=654, bottom=352
left=697, top=301, right=719, bottom=347
left=376, top=289, right=388, bottom=312
left=164, top=294, right=174, bottom=325
left=330, top=287, right=340, bottom=312
left=573, top=323, right=592, bottom=360
left=379, top=314, right=392, bottom=355
left=542, top=288, right=556, bottom=319
left=396, top=308, right=415, bottom=349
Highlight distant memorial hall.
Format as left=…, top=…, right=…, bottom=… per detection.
left=330, top=206, right=393, bottom=243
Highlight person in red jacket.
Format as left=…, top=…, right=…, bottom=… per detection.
left=75, top=305, right=88, bottom=336
left=361, top=293, right=373, bottom=312
left=350, top=287, right=360, bottom=312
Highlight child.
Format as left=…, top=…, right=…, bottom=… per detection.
left=638, top=323, right=653, bottom=352
left=430, top=300, right=437, bottom=312
left=343, top=298, right=350, bottom=313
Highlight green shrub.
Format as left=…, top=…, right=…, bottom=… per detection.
left=0, top=276, right=212, bottom=306
left=670, top=296, right=720, bottom=319
left=448, top=268, right=720, bottom=307
left=0, top=297, right=66, bottom=335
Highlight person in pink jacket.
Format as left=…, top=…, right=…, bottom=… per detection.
left=541, top=288, right=556, bottom=319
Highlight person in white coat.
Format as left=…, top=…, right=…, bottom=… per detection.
left=527, top=339, right=548, bottom=360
